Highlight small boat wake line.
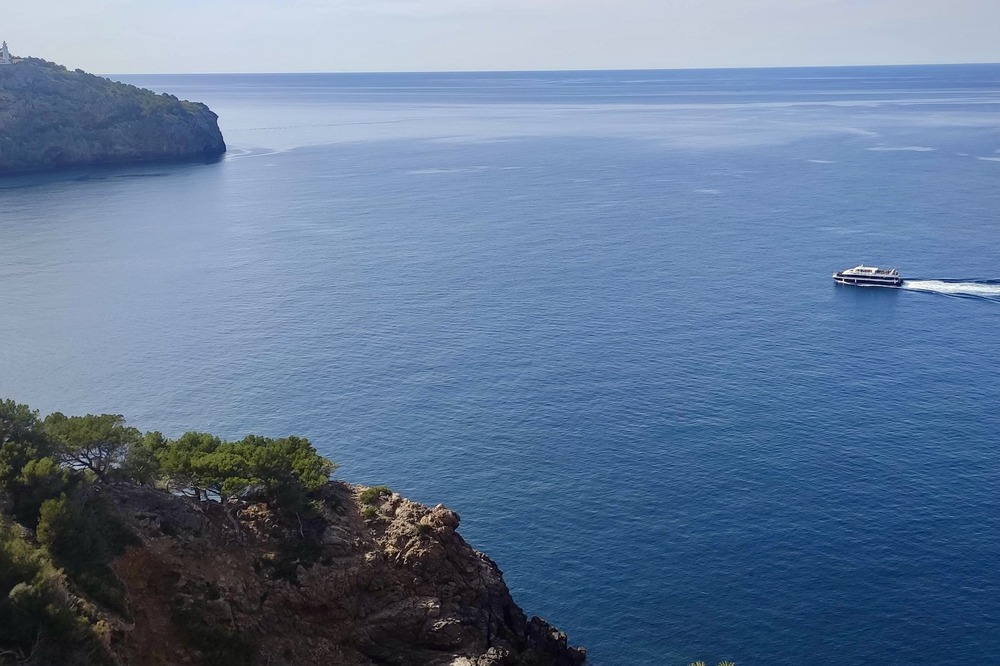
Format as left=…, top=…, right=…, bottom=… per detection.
left=902, top=279, right=1000, bottom=300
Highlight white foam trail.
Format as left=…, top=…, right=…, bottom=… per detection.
left=903, top=280, right=1000, bottom=297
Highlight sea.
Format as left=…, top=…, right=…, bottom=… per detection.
left=2, top=64, right=1000, bottom=665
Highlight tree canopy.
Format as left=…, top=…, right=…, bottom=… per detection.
left=2, top=398, right=338, bottom=529
left=1, top=399, right=54, bottom=488
left=0, top=397, right=340, bottom=663
left=44, top=413, right=141, bottom=481
left=0, top=397, right=340, bottom=664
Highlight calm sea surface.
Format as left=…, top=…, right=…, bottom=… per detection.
left=3, top=65, right=1000, bottom=665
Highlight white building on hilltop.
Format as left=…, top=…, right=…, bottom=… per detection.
left=0, top=41, right=12, bottom=65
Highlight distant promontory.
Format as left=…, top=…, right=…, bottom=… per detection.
left=0, top=55, right=225, bottom=174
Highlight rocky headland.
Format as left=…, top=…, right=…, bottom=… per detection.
left=105, top=481, right=584, bottom=666
left=0, top=400, right=584, bottom=665
left=0, top=56, right=225, bottom=174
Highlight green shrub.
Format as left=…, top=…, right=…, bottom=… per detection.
left=37, top=492, right=137, bottom=614
left=9, top=455, right=76, bottom=527
left=1, top=399, right=65, bottom=526
left=359, top=485, right=391, bottom=505
left=0, top=520, right=109, bottom=665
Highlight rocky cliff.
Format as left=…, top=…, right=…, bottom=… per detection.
left=97, top=481, right=584, bottom=666
left=0, top=57, right=225, bottom=174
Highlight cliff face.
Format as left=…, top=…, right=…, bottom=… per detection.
left=101, top=482, right=584, bottom=666
left=0, top=57, right=225, bottom=174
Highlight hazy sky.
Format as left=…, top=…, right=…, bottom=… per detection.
left=5, top=0, right=999, bottom=73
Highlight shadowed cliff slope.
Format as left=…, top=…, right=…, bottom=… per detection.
left=106, top=482, right=585, bottom=666
left=0, top=57, right=225, bottom=173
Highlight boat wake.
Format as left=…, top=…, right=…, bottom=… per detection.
left=902, top=279, right=1000, bottom=300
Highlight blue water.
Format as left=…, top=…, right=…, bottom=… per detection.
left=3, top=65, right=1000, bottom=665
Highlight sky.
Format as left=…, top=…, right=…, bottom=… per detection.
left=4, top=0, right=1000, bottom=74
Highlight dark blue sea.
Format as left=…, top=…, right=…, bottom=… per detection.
left=3, top=65, right=1000, bottom=665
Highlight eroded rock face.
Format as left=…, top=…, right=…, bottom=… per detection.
left=105, top=482, right=585, bottom=666
left=0, top=57, right=225, bottom=174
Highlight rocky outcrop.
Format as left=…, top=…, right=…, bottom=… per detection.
left=102, top=482, right=585, bottom=665
left=0, top=56, right=225, bottom=174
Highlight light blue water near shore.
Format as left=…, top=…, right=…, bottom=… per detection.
left=3, top=65, right=1000, bottom=664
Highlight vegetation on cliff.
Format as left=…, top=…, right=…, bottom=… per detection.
left=0, top=57, right=225, bottom=174
left=0, top=398, right=584, bottom=665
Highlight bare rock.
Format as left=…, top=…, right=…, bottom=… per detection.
left=105, top=480, right=584, bottom=665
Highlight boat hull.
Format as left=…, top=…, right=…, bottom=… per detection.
left=833, top=274, right=903, bottom=287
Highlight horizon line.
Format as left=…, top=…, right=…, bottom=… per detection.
left=100, top=61, right=1000, bottom=78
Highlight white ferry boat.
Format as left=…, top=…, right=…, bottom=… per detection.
left=832, top=264, right=902, bottom=287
